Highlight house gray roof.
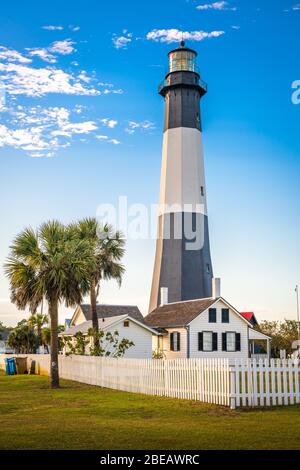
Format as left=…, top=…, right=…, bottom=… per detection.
left=62, top=315, right=127, bottom=336
left=79, top=304, right=144, bottom=323
left=144, top=297, right=218, bottom=328
left=62, top=314, right=158, bottom=337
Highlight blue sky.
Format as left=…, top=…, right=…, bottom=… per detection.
left=0, top=0, right=299, bottom=325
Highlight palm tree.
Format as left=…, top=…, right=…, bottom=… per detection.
left=73, top=218, right=125, bottom=350
left=28, top=313, right=49, bottom=350
left=41, top=326, right=51, bottom=353
left=4, top=221, right=94, bottom=388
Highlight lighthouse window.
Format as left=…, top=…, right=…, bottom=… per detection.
left=169, top=50, right=196, bottom=73
left=201, top=186, right=204, bottom=196
left=206, top=263, right=210, bottom=273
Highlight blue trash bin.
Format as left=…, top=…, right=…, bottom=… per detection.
left=5, top=357, right=17, bottom=375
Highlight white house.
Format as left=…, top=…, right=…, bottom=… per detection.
left=144, top=281, right=271, bottom=364
left=62, top=304, right=158, bottom=358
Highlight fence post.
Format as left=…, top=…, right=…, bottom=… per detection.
left=229, top=365, right=236, bottom=410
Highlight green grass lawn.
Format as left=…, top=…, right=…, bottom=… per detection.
left=0, top=370, right=300, bottom=450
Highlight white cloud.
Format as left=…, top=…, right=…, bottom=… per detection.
left=70, top=26, right=80, bottom=32
left=125, top=120, right=155, bottom=134
left=112, top=31, right=133, bottom=49
left=292, top=4, right=300, bottom=10
left=96, top=135, right=121, bottom=145
left=146, top=29, right=225, bottom=43
left=96, top=135, right=108, bottom=140
left=0, top=105, right=99, bottom=157
left=0, top=62, right=100, bottom=97
left=42, top=25, right=64, bottom=31
left=196, top=1, right=237, bottom=10
left=101, top=118, right=118, bottom=128
left=48, top=39, right=76, bottom=55
left=78, top=71, right=92, bottom=83
left=54, top=121, right=98, bottom=136
left=0, top=40, right=124, bottom=157
left=26, top=48, right=57, bottom=63
left=0, top=46, right=31, bottom=63
left=25, top=39, right=76, bottom=63
left=231, top=25, right=240, bottom=30
left=102, top=88, right=123, bottom=95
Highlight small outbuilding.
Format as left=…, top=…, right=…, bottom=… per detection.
left=62, top=304, right=158, bottom=358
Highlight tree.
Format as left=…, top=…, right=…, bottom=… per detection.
left=27, top=313, right=49, bottom=349
left=4, top=221, right=94, bottom=388
left=7, top=319, right=37, bottom=353
left=0, top=321, right=12, bottom=341
left=61, top=328, right=134, bottom=357
left=257, top=319, right=300, bottom=357
left=72, top=219, right=125, bottom=352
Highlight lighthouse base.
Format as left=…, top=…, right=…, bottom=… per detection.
left=149, top=212, right=213, bottom=313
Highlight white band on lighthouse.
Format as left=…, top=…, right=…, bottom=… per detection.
left=158, top=127, right=208, bottom=216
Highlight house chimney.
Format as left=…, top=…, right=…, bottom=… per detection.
left=160, top=287, right=168, bottom=306
left=212, top=278, right=221, bottom=298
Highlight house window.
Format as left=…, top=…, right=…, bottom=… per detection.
left=226, top=332, right=236, bottom=352
left=208, top=308, right=216, bottom=323
left=203, top=332, right=213, bottom=351
left=222, top=309, right=229, bottom=323
left=199, top=332, right=218, bottom=351
left=123, top=320, right=130, bottom=327
left=170, top=331, right=181, bottom=351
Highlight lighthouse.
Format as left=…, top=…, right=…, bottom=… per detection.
left=149, top=41, right=213, bottom=312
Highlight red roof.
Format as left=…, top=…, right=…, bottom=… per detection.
left=240, top=312, right=255, bottom=321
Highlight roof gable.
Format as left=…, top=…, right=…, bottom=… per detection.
left=144, top=297, right=217, bottom=328
left=145, top=297, right=253, bottom=329
left=71, top=304, right=145, bottom=325
left=240, top=311, right=258, bottom=325
left=62, top=314, right=158, bottom=336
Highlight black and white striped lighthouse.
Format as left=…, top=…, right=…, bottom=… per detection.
left=149, top=41, right=213, bottom=312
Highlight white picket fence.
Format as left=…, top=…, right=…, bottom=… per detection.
left=232, top=358, right=300, bottom=408
left=0, top=355, right=299, bottom=409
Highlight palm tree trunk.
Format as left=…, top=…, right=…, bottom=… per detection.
left=90, top=279, right=99, bottom=349
left=49, top=297, right=59, bottom=388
